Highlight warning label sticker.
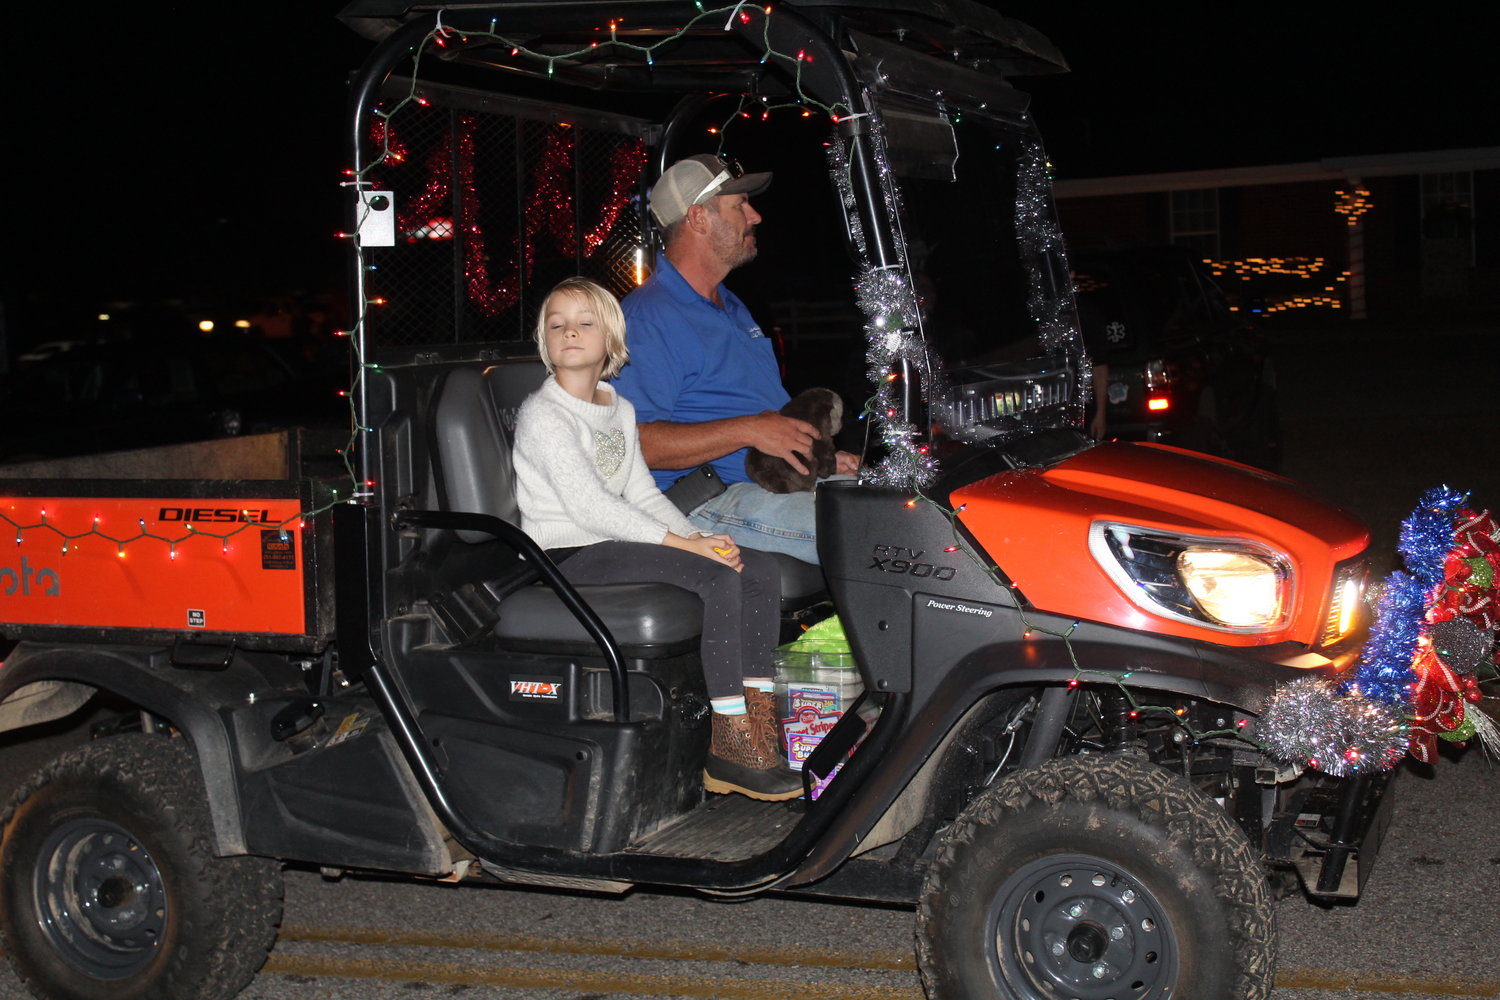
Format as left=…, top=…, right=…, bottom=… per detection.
left=261, top=530, right=296, bottom=570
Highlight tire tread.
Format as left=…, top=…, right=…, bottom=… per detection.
left=915, top=754, right=1275, bottom=1000
left=0, top=734, right=283, bottom=1000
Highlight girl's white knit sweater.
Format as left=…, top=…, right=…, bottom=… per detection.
left=513, top=376, right=699, bottom=550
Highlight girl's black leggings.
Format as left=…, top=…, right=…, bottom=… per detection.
left=551, top=541, right=781, bottom=699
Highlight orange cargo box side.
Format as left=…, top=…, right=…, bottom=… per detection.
left=1, top=495, right=309, bottom=636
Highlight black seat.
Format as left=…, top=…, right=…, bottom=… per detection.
left=430, top=363, right=701, bottom=652
left=429, top=361, right=826, bottom=651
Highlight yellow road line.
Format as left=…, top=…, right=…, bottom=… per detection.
left=274, top=927, right=1500, bottom=997
left=1278, top=967, right=1500, bottom=997
left=263, top=953, right=918, bottom=999
left=279, top=924, right=915, bottom=970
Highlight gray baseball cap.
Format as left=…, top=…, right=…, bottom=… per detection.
left=649, top=154, right=772, bottom=227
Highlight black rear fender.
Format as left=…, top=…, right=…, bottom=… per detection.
left=0, top=641, right=308, bottom=855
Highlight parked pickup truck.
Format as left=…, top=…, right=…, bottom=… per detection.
left=0, top=3, right=1390, bottom=999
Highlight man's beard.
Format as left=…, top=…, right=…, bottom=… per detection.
left=710, top=218, right=757, bottom=270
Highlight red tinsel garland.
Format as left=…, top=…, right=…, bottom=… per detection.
left=370, top=115, right=646, bottom=316
left=1408, top=505, right=1500, bottom=762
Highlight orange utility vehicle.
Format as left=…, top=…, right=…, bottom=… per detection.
left=0, top=3, right=1388, bottom=999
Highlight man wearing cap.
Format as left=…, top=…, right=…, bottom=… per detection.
left=615, top=155, right=858, bottom=565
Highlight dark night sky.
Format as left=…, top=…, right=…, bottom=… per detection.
left=5, top=4, right=367, bottom=324
left=3, top=4, right=1493, bottom=343
left=1004, top=6, right=1496, bottom=177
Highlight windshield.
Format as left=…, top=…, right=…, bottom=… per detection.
left=883, top=101, right=1078, bottom=362
left=873, top=95, right=1088, bottom=447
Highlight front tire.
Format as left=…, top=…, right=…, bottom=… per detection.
left=916, top=755, right=1274, bottom=1000
left=0, top=734, right=283, bottom=1000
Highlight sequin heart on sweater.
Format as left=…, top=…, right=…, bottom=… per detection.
left=594, top=428, right=625, bottom=478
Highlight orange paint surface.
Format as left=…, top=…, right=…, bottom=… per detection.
left=952, top=442, right=1369, bottom=647
left=0, top=496, right=308, bottom=635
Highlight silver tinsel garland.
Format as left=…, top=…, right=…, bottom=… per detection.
left=1257, top=677, right=1409, bottom=777
left=826, top=123, right=944, bottom=489
left=821, top=116, right=1099, bottom=488
left=1015, top=136, right=1092, bottom=427
left=856, top=264, right=942, bottom=487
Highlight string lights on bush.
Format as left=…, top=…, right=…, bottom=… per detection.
left=1333, top=185, right=1373, bottom=226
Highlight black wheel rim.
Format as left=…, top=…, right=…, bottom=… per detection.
left=32, top=818, right=168, bottom=979
left=989, top=852, right=1178, bottom=999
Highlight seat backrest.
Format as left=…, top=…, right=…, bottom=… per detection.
left=482, top=362, right=549, bottom=453
left=430, top=361, right=546, bottom=540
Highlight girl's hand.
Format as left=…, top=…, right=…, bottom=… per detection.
left=664, top=532, right=743, bottom=571
left=701, top=533, right=743, bottom=571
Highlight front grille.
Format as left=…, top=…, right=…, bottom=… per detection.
left=937, top=361, right=1073, bottom=444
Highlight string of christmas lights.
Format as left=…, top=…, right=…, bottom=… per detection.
left=1203, top=257, right=1352, bottom=315
left=365, top=4, right=853, bottom=151
left=0, top=506, right=314, bottom=560
left=1333, top=185, right=1373, bottom=226
left=706, top=94, right=822, bottom=149
left=338, top=2, right=868, bottom=502
left=903, top=480, right=1252, bottom=745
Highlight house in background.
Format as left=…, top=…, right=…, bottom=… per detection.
left=1053, top=147, right=1500, bottom=322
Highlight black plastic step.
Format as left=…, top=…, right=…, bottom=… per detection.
left=624, top=793, right=804, bottom=861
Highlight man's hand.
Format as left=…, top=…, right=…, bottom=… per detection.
left=834, top=450, right=861, bottom=476
left=744, top=410, right=818, bottom=475
left=638, top=412, right=816, bottom=472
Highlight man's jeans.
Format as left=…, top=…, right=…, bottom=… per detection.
left=689, top=478, right=852, bottom=565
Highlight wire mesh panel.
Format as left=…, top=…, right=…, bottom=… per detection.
left=362, top=90, right=649, bottom=350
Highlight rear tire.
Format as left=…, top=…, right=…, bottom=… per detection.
left=916, top=755, right=1274, bottom=1000
left=0, top=734, right=283, bottom=1000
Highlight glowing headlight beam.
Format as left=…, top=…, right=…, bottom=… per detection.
left=1177, top=548, right=1284, bottom=627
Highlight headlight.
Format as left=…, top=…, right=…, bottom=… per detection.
left=1320, top=557, right=1369, bottom=647
left=1090, top=523, right=1293, bottom=632
left=1176, top=549, right=1282, bottom=626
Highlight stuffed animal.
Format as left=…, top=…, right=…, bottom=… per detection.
left=746, top=388, right=843, bottom=494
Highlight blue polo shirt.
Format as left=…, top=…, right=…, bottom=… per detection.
left=617, top=255, right=789, bottom=490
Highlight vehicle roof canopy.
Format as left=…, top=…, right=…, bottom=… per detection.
left=337, top=0, right=1067, bottom=99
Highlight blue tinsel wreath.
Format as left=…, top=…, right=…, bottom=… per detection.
left=1346, top=485, right=1470, bottom=710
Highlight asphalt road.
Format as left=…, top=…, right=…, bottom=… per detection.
left=1, top=320, right=1497, bottom=999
